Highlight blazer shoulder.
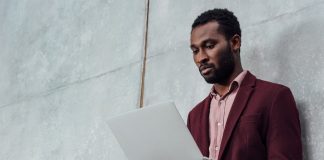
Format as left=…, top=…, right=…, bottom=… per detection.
left=255, top=78, right=291, bottom=92
left=188, top=95, right=210, bottom=116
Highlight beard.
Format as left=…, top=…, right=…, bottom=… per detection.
left=199, top=44, right=235, bottom=84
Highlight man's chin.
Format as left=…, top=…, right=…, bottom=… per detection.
left=202, top=74, right=228, bottom=84
left=202, top=76, right=218, bottom=84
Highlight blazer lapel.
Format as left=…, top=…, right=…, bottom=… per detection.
left=201, top=95, right=212, bottom=156
left=218, top=71, right=256, bottom=160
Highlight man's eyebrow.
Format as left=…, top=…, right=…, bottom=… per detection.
left=190, top=38, right=216, bottom=48
left=202, top=38, right=216, bottom=44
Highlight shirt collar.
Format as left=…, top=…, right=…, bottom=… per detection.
left=210, top=70, right=248, bottom=98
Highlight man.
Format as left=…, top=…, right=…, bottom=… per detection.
left=187, top=8, right=302, bottom=160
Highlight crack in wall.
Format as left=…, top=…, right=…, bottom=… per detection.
left=0, top=60, right=141, bottom=109
left=245, top=1, right=324, bottom=29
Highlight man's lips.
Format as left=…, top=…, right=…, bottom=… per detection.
left=201, top=67, right=212, bottom=75
left=199, top=65, right=213, bottom=75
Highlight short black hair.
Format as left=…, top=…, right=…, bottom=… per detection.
left=192, top=8, right=241, bottom=40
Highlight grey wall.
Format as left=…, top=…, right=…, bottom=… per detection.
left=0, top=0, right=323, bottom=159
left=0, top=0, right=146, bottom=159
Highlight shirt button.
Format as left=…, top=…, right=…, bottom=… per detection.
left=217, top=122, right=222, bottom=126
left=215, top=146, right=220, bottom=151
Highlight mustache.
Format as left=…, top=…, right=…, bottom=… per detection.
left=199, top=63, right=214, bottom=72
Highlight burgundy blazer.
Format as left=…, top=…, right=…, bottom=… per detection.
left=187, top=71, right=302, bottom=160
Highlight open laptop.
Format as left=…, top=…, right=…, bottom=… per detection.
left=107, top=102, right=204, bottom=160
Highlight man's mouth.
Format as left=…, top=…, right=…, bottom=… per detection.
left=199, top=65, right=213, bottom=75
left=201, top=67, right=212, bottom=75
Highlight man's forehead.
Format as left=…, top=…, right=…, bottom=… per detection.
left=190, top=21, right=222, bottom=45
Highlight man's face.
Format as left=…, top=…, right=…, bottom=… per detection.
left=190, top=21, right=235, bottom=84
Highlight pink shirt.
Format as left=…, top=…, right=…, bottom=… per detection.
left=209, top=70, right=247, bottom=160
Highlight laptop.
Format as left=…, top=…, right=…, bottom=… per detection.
left=107, top=102, right=204, bottom=160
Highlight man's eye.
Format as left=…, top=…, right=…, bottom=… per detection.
left=206, top=44, right=215, bottom=49
left=192, top=49, right=199, bottom=54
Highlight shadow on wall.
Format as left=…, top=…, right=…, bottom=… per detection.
left=296, top=101, right=311, bottom=160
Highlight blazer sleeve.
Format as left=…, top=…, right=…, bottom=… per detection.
left=266, top=87, right=303, bottom=160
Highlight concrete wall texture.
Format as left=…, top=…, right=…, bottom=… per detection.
left=0, top=0, right=323, bottom=159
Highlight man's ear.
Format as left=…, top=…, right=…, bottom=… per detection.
left=230, top=34, right=241, bottom=54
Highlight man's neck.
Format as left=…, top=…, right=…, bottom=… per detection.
left=213, top=68, right=243, bottom=97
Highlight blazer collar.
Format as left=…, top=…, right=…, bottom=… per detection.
left=218, top=71, right=256, bottom=160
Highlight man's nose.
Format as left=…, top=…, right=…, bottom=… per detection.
left=195, top=50, right=209, bottom=64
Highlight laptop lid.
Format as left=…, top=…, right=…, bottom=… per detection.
left=107, top=102, right=202, bottom=160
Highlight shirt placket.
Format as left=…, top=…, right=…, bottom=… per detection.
left=215, top=98, right=225, bottom=159
left=211, top=86, right=235, bottom=160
